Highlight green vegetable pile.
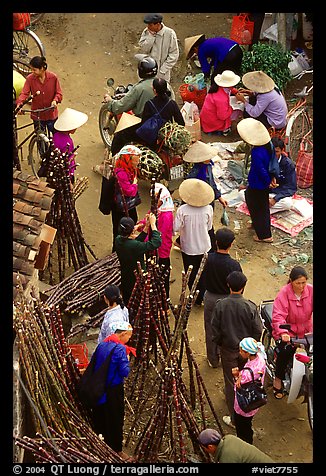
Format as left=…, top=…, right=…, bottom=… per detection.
left=241, top=43, right=292, bottom=92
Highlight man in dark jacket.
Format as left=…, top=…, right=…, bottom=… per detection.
left=203, top=228, right=242, bottom=368
left=211, top=271, right=262, bottom=428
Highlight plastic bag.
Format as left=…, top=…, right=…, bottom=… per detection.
left=221, top=208, right=230, bottom=226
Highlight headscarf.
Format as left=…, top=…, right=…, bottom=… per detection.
left=114, top=145, right=142, bottom=181
left=155, top=183, right=174, bottom=212
left=104, top=332, right=137, bottom=357
left=239, top=337, right=267, bottom=360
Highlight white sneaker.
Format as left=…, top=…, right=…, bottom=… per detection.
left=223, top=415, right=235, bottom=428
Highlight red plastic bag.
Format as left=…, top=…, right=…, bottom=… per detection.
left=13, top=13, right=31, bottom=31
left=230, top=13, right=254, bottom=45
left=296, top=135, right=313, bottom=188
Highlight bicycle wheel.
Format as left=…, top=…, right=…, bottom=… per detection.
left=13, top=58, right=31, bottom=78
left=30, top=13, right=45, bottom=25
left=13, top=29, right=46, bottom=64
left=99, top=103, right=117, bottom=149
left=284, top=108, right=312, bottom=162
left=28, top=133, right=50, bottom=178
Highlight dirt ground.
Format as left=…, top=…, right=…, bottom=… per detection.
left=20, top=13, right=313, bottom=463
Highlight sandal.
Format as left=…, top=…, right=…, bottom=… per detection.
left=273, top=385, right=285, bottom=399
left=253, top=235, right=273, bottom=243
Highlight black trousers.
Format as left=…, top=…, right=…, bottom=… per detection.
left=158, top=256, right=171, bottom=299
left=275, top=341, right=295, bottom=380
left=92, top=383, right=125, bottom=452
left=111, top=124, right=141, bottom=156
left=211, top=44, right=243, bottom=80
left=234, top=411, right=254, bottom=444
left=181, top=252, right=206, bottom=305
left=245, top=187, right=272, bottom=240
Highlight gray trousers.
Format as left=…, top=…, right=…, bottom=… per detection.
left=203, top=291, right=227, bottom=366
left=221, top=347, right=246, bottom=422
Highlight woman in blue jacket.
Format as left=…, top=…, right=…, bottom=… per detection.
left=92, top=321, right=136, bottom=462
left=237, top=118, right=275, bottom=243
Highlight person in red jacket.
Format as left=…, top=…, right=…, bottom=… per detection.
left=200, top=70, right=240, bottom=136
left=16, top=55, right=63, bottom=135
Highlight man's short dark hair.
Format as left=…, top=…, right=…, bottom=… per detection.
left=215, top=227, right=235, bottom=250
left=227, top=271, right=247, bottom=292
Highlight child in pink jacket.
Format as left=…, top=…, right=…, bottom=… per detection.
left=137, top=183, right=174, bottom=298
left=271, top=266, right=313, bottom=399
left=200, top=70, right=240, bottom=135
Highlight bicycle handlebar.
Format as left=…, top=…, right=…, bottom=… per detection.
left=22, top=106, right=55, bottom=114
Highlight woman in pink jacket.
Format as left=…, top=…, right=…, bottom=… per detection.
left=200, top=70, right=240, bottom=136
left=271, top=266, right=313, bottom=398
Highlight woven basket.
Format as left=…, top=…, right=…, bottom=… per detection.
left=179, top=84, right=207, bottom=109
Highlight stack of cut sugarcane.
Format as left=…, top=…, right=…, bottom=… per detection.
left=45, top=253, right=120, bottom=317
left=13, top=289, right=124, bottom=463
left=124, top=253, right=224, bottom=463
left=41, top=143, right=96, bottom=284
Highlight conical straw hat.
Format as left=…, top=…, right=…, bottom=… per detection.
left=184, top=34, right=205, bottom=59
left=54, top=107, right=88, bottom=131
left=237, top=118, right=271, bottom=146
left=183, top=140, right=217, bottom=163
left=115, top=112, right=141, bottom=133
left=242, top=71, right=275, bottom=93
left=179, top=178, right=214, bottom=207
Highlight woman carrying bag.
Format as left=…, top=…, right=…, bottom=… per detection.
left=111, top=145, right=142, bottom=252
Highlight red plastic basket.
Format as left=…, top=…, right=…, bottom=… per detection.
left=179, top=84, right=207, bottom=109
left=68, top=343, right=89, bottom=369
left=230, top=13, right=254, bottom=45
left=13, top=13, right=31, bottom=31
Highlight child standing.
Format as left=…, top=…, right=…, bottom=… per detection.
left=98, top=285, right=129, bottom=344
left=232, top=337, right=267, bottom=444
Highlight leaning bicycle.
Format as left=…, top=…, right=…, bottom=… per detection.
left=13, top=13, right=46, bottom=77
left=14, top=94, right=54, bottom=177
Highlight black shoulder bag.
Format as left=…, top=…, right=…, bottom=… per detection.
left=235, top=367, right=267, bottom=413
left=76, top=344, right=117, bottom=408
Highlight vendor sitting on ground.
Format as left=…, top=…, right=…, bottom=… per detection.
left=238, top=136, right=297, bottom=214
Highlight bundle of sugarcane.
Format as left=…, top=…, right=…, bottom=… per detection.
left=13, top=293, right=126, bottom=463
left=40, top=143, right=96, bottom=283
left=72, top=176, right=89, bottom=201
left=13, top=292, right=90, bottom=435
left=45, top=253, right=121, bottom=316
left=124, top=253, right=224, bottom=463
left=158, top=121, right=192, bottom=156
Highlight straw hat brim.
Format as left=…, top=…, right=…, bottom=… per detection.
left=214, top=71, right=240, bottom=88
left=179, top=178, right=215, bottom=207
left=54, top=107, right=88, bottom=131
left=183, top=140, right=217, bottom=163
left=184, top=34, right=205, bottom=59
left=237, top=118, right=271, bottom=146
left=115, top=112, right=141, bottom=133
left=242, top=71, right=275, bottom=93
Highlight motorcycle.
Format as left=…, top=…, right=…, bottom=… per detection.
left=259, top=300, right=313, bottom=431
left=98, top=78, right=185, bottom=191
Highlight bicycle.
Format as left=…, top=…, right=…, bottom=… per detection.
left=30, top=13, right=45, bottom=26
left=13, top=24, right=46, bottom=77
left=14, top=93, right=54, bottom=177
left=269, top=70, right=313, bottom=163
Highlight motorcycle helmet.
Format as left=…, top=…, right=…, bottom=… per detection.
left=138, top=56, right=158, bottom=79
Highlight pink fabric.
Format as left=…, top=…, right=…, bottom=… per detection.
left=114, top=167, right=138, bottom=197
left=272, top=282, right=313, bottom=340
left=138, top=210, right=173, bottom=259
left=199, top=88, right=233, bottom=133
left=234, top=354, right=266, bottom=417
